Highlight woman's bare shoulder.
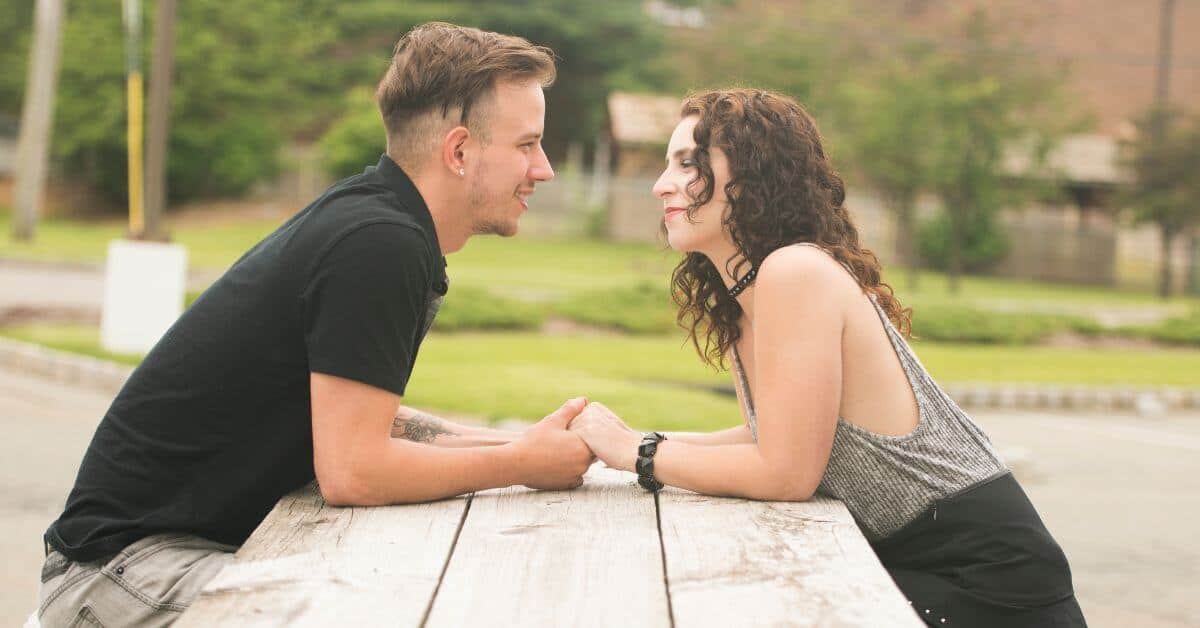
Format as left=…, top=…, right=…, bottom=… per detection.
left=757, top=244, right=859, bottom=296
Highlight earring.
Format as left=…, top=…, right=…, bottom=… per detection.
left=458, top=168, right=465, bottom=176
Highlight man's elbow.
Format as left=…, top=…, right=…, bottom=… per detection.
left=316, top=467, right=375, bottom=507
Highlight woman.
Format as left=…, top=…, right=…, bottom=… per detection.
left=567, top=89, right=1087, bottom=627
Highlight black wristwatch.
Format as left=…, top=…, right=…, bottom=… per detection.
left=636, top=432, right=667, bottom=492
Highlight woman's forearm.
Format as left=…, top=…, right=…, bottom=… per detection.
left=664, top=424, right=754, bottom=446
left=391, top=406, right=518, bottom=447
left=650, top=440, right=816, bottom=501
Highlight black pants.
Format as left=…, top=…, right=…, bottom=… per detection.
left=871, top=472, right=1088, bottom=628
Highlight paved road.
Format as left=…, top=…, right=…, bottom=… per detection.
left=2, top=368, right=1198, bottom=627
left=0, top=260, right=219, bottom=314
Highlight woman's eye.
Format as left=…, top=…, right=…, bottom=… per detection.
left=680, top=159, right=695, bottom=168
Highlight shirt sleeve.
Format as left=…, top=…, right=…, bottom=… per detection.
left=302, top=222, right=432, bottom=396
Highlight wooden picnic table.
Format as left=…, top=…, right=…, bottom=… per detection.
left=176, top=466, right=923, bottom=627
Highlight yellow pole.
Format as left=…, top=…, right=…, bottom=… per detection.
left=127, top=70, right=144, bottom=237
left=123, top=0, right=143, bottom=239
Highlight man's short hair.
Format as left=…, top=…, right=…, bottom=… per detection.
left=376, top=22, right=557, bottom=173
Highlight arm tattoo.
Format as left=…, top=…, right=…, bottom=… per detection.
left=392, top=411, right=459, bottom=443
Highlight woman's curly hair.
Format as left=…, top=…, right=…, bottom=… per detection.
left=671, top=88, right=912, bottom=369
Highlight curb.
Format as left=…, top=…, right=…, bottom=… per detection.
left=939, top=382, right=1200, bottom=414
left=0, top=337, right=132, bottom=394
left=2, top=336, right=1199, bottom=415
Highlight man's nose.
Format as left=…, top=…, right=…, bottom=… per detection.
left=530, top=147, right=554, bottom=182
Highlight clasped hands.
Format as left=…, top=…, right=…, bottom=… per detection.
left=515, top=397, right=645, bottom=491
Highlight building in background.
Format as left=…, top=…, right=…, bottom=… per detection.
left=596, top=0, right=1199, bottom=290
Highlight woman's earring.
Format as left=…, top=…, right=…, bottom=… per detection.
left=458, top=168, right=465, bottom=176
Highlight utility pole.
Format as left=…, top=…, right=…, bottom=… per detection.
left=1154, top=0, right=1174, bottom=108
left=144, top=0, right=177, bottom=241
left=11, top=0, right=66, bottom=241
left=123, top=0, right=145, bottom=238
left=1150, top=0, right=1178, bottom=297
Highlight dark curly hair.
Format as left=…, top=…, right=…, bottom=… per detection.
left=670, top=89, right=912, bottom=369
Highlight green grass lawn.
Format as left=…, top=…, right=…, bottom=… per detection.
left=4, top=324, right=1198, bottom=432
left=3, top=206, right=1195, bottom=314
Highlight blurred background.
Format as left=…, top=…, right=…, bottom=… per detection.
left=1, top=1, right=1198, bottom=626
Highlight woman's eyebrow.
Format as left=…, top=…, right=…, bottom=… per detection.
left=666, top=147, right=693, bottom=163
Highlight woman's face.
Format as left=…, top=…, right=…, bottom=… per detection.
left=652, top=115, right=732, bottom=254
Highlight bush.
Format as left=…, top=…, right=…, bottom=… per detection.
left=917, top=211, right=1010, bottom=273
left=318, top=88, right=387, bottom=180
left=555, top=282, right=676, bottom=334
left=1136, top=310, right=1200, bottom=347
left=432, top=286, right=545, bottom=332
left=911, top=305, right=1097, bottom=345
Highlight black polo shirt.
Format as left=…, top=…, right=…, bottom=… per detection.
left=46, top=155, right=448, bottom=562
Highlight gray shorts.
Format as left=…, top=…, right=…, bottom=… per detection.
left=37, top=533, right=236, bottom=628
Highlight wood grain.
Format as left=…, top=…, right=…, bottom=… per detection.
left=424, top=465, right=671, bottom=628
left=658, top=488, right=923, bottom=627
left=176, top=482, right=468, bottom=627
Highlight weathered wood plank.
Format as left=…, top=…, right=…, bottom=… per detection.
left=658, top=489, right=923, bottom=627
left=176, top=482, right=468, bottom=627
left=424, top=465, right=671, bottom=627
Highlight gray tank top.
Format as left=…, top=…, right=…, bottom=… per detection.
left=731, top=243, right=1007, bottom=541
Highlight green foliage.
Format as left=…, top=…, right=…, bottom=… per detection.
left=1, top=1, right=660, bottom=205
left=317, top=88, right=386, bottom=180
left=1118, top=107, right=1200, bottom=297
left=917, top=211, right=1010, bottom=273
left=834, top=43, right=944, bottom=268
left=29, top=0, right=349, bottom=205
left=433, top=285, right=545, bottom=332
left=1130, top=310, right=1200, bottom=347
left=0, top=1, right=34, bottom=116
left=554, top=282, right=676, bottom=334
left=835, top=8, right=1076, bottom=290
left=911, top=305, right=1100, bottom=345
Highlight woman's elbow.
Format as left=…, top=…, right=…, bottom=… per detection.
left=758, top=464, right=819, bottom=502
left=765, top=478, right=816, bottom=502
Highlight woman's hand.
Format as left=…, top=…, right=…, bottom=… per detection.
left=567, top=402, right=642, bottom=473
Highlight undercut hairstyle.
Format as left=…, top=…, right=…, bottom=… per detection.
left=375, top=22, right=557, bottom=173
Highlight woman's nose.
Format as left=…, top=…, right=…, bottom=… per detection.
left=652, top=172, right=673, bottom=199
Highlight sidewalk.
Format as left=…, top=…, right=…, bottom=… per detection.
left=0, top=257, right=220, bottom=314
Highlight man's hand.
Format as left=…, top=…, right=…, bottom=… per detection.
left=567, top=402, right=642, bottom=473
left=511, top=397, right=595, bottom=490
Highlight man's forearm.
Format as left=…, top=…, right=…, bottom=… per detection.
left=335, top=438, right=527, bottom=506
left=392, top=406, right=519, bottom=447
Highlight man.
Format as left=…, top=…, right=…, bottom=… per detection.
left=36, top=22, right=593, bottom=627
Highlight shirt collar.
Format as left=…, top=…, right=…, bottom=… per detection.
left=372, top=154, right=448, bottom=294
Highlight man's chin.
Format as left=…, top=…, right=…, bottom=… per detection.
left=473, top=219, right=520, bottom=238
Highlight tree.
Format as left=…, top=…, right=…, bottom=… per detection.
left=836, top=42, right=944, bottom=289
left=921, top=9, right=1072, bottom=293
left=1119, top=106, right=1200, bottom=298
left=0, top=1, right=662, bottom=207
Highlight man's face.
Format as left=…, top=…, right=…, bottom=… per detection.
left=466, top=80, right=554, bottom=237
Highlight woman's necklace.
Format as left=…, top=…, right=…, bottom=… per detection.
left=728, top=266, right=758, bottom=298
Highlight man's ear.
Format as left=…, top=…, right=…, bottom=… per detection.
left=441, top=126, right=471, bottom=177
